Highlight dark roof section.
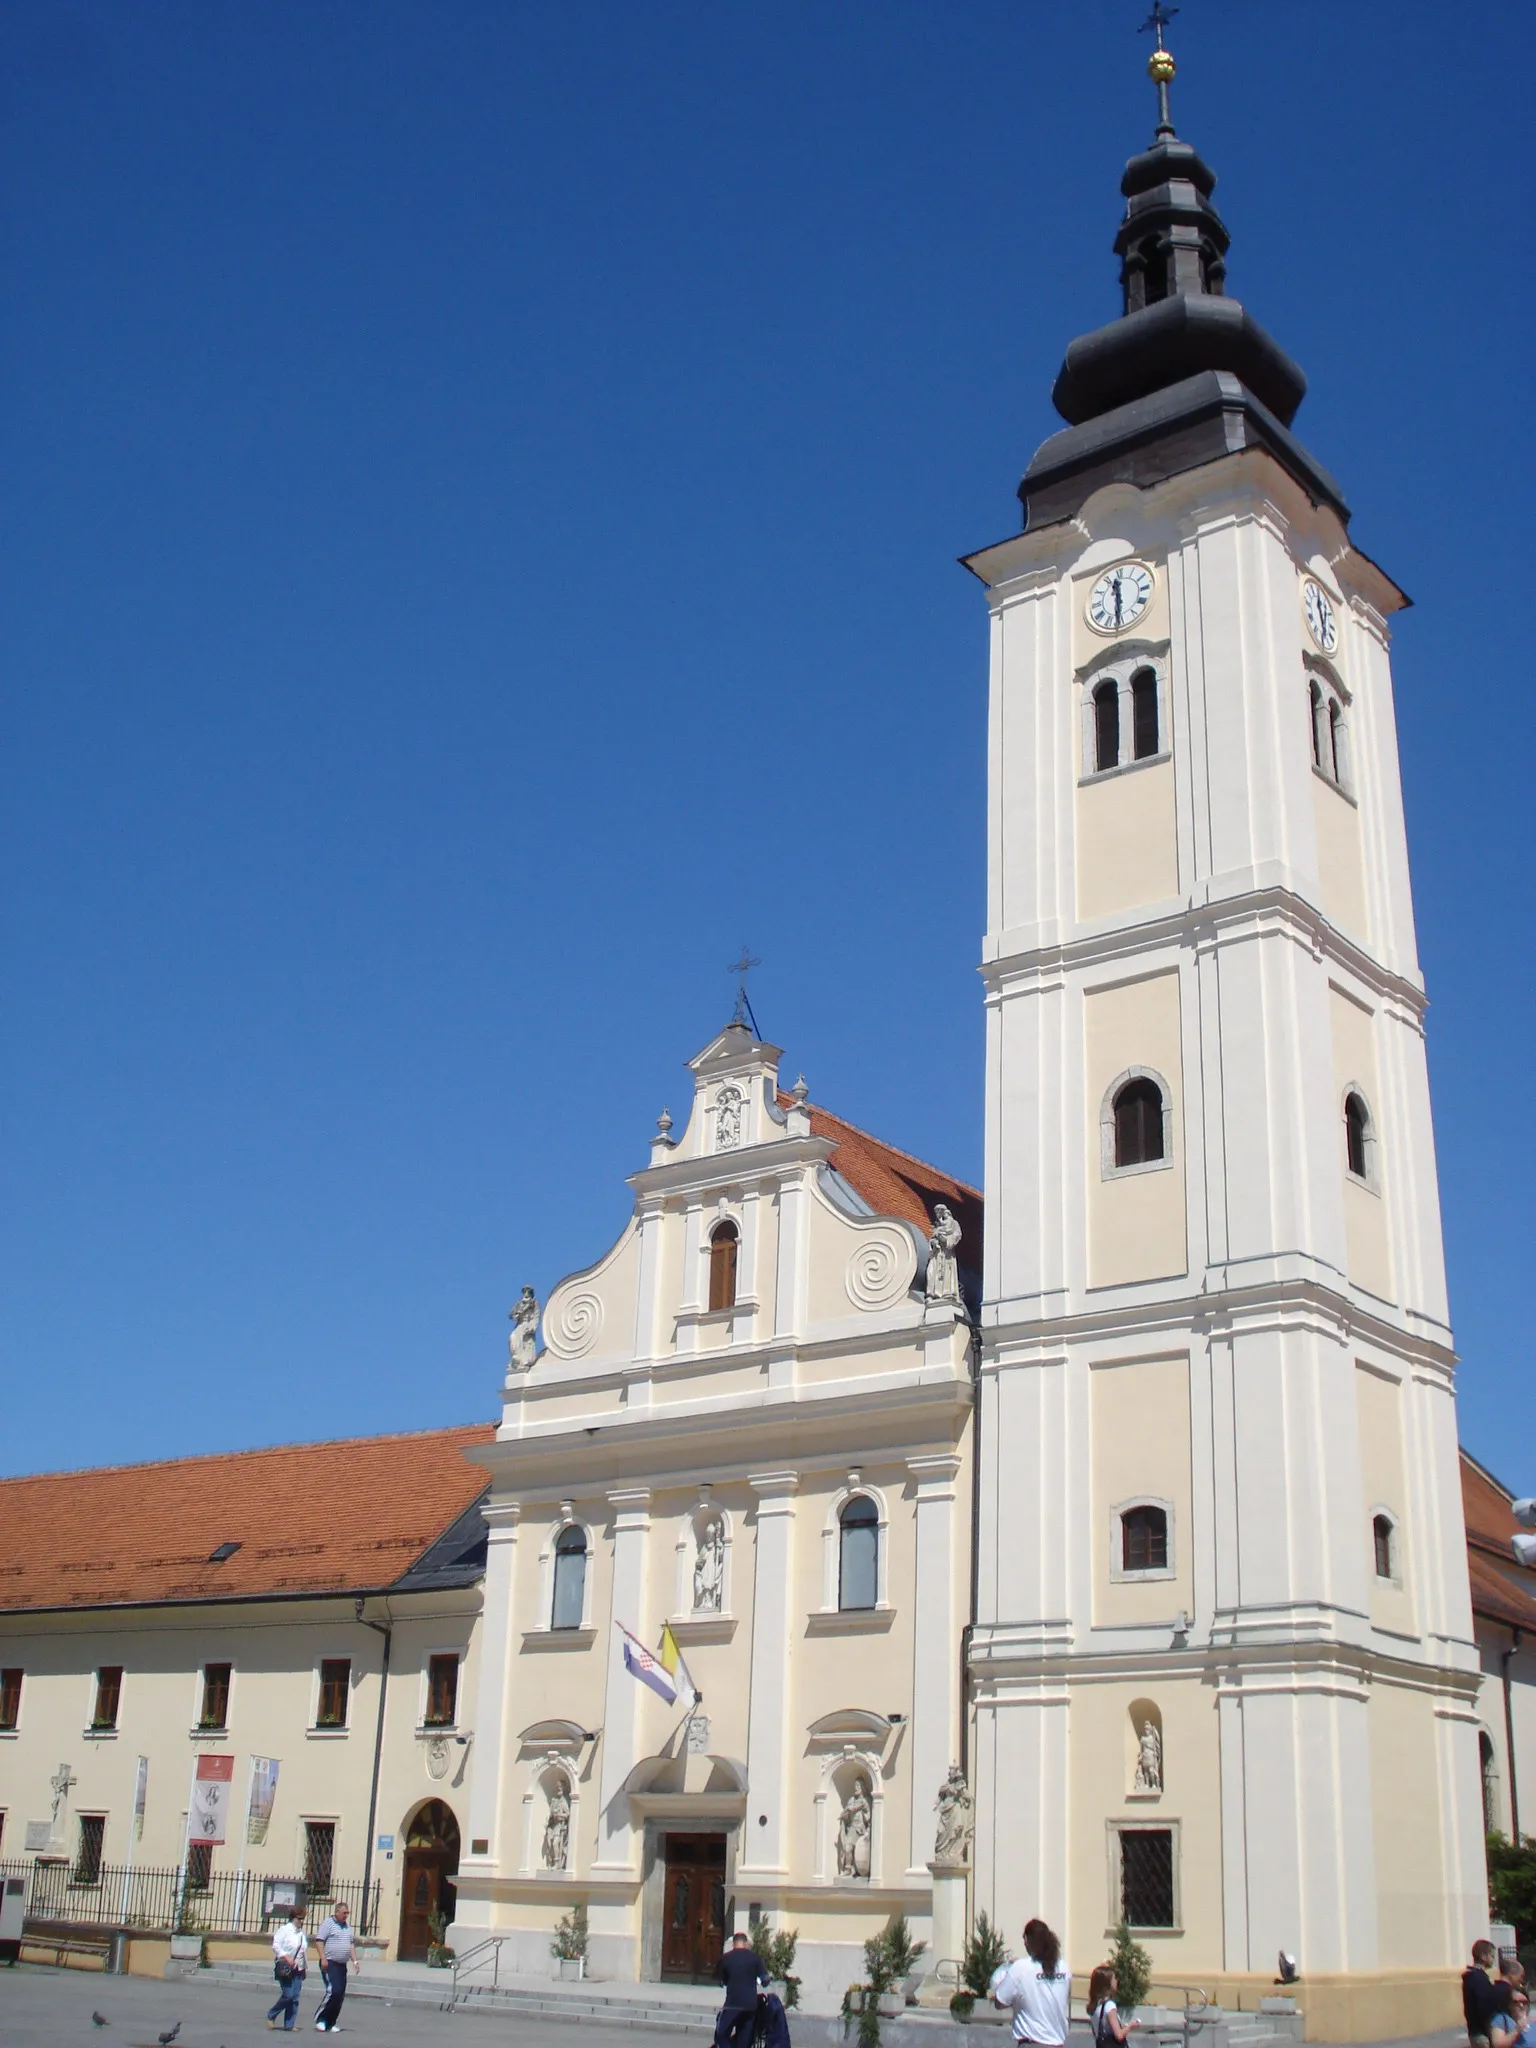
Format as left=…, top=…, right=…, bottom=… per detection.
left=0, top=1423, right=496, bottom=1615
left=1460, top=1450, right=1536, bottom=1636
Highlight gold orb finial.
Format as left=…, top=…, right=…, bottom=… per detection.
left=1148, top=47, right=1176, bottom=84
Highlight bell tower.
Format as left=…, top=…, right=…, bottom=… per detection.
left=965, top=23, right=1484, bottom=2017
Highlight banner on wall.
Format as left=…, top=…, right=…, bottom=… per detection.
left=186, top=1753, right=235, bottom=1845
left=132, top=1756, right=148, bottom=1841
left=246, top=1757, right=280, bottom=1846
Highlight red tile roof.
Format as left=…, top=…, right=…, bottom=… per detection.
left=1461, top=1450, right=1536, bottom=1635
left=790, top=1097, right=985, bottom=1266
left=0, top=1423, right=494, bottom=1615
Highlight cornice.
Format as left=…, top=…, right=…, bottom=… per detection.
left=627, top=1132, right=836, bottom=1201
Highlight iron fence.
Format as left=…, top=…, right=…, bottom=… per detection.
left=18, top=1861, right=381, bottom=1938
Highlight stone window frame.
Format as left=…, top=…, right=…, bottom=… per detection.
left=1108, top=1495, right=1177, bottom=1585
left=1341, top=1082, right=1380, bottom=1193
left=820, top=1480, right=891, bottom=1615
left=1307, top=659, right=1356, bottom=802
left=1105, top=1817, right=1182, bottom=1934
left=1368, top=1504, right=1404, bottom=1589
left=418, top=1649, right=462, bottom=1732
left=1100, top=1067, right=1175, bottom=1181
left=1079, top=650, right=1172, bottom=784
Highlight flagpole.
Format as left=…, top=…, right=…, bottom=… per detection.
left=119, top=1756, right=144, bottom=1928
left=233, top=1757, right=256, bottom=1933
left=173, top=1755, right=200, bottom=1935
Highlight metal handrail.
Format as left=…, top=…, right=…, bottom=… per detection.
left=446, top=1935, right=507, bottom=2012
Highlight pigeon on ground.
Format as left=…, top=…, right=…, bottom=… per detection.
left=91, top=2015, right=108, bottom=2028
left=158, top=2026, right=182, bottom=2046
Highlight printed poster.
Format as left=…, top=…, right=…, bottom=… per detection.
left=187, top=1752, right=235, bottom=1845
left=247, top=1757, right=280, bottom=1846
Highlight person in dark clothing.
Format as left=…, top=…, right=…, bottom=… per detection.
left=716, top=1933, right=768, bottom=2048
left=758, top=1990, right=792, bottom=2048
left=1465, top=1941, right=1513, bottom=2047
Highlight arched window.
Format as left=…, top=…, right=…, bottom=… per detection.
left=1094, top=679, right=1120, bottom=773
left=1372, top=1513, right=1395, bottom=1581
left=1122, top=1505, right=1169, bottom=1574
left=1309, top=679, right=1325, bottom=769
left=707, top=1221, right=739, bottom=1312
left=1481, top=1732, right=1499, bottom=1835
left=838, top=1495, right=880, bottom=1611
left=1114, top=1077, right=1165, bottom=1168
left=551, top=1525, right=587, bottom=1630
left=1131, top=668, right=1159, bottom=760
left=1344, top=1093, right=1370, bottom=1180
left=1328, top=698, right=1346, bottom=784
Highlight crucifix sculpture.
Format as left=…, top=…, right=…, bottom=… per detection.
left=1139, top=1, right=1179, bottom=133
left=50, top=1762, right=77, bottom=1833
left=727, top=946, right=761, bottom=1029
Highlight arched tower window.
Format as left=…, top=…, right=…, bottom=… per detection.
left=1309, top=679, right=1325, bottom=769
left=838, top=1495, right=880, bottom=1612
left=708, top=1221, right=739, bottom=1312
left=1329, top=698, right=1347, bottom=784
left=1114, top=1077, right=1165, bottom=1168
left=1094, top=680, right=1120, bottom=773
left=551, top=1525, right=587, bottom=1630
left=1122, top=1504, right=1169, bottom=1574
left=1131, top=667, right=1159, bottom=759
left=1345, top=1093, right=1370, bottom=1181
left=1372, top=1513, right=1395, bottom=1580
left=1481, top=1731, right=1499, bottom=1835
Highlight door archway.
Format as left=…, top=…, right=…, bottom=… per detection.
left=396, top=1798, right=461, bottom=1962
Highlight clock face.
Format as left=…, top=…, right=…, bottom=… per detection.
left=1303, top=579, right=1339, bottom=654
left=1087, top=561, right=1153, bottom=635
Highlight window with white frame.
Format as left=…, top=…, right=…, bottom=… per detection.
left=551, top=1525, right=588, bottom=1630
left=1343, top=1087, right=1377, bottom=1186
left=1083, top=659, right=1168, bottom=778
left=838, top=1496, right=880, bottom=1612
left=1371, top=1510, right=1399, bottom=1583
left=1308, top=669, right=1352, bottom=792
left=1100, top=1068, right=1173, bottom=1179
left=1109, top=1497, right=1176, bottom=1583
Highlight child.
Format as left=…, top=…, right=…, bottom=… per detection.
left=1087, top=1964, right=1140, bottom=2047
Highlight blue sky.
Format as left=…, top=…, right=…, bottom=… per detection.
left=2, top=2, right=1529, bottom=1483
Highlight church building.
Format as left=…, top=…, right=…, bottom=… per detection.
left=0, top=31, right=1520, bottom=2042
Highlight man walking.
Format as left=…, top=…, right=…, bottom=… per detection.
left=715, top=1930, right=768, bottom=2048
left=313, top=1901, right=358, bottom=2034
left=266, top=1906, right=308, bottom=2032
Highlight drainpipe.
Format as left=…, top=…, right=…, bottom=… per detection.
left=960, top=1321, right=982, bottom=1783
left=1501, top=1628, right=1522, bottom=1841
left=356, top=1598, right=393, bottom=1936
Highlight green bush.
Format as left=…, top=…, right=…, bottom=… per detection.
left=1488, top=1832, right=1536, bottom=1947
left=752, top=1923, right=802, bottom=2007
left=949, top=1990, right=976, bottom=2020
left=960, top=1909, right=1012, bottom=1999
left=1108, top=1922, right=1153, bottom=2012
left=551, top=1902, right=589, bottom=1962
left=882, top=1914, right=928, bottom=1984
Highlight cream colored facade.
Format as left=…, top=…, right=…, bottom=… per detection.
left=449, top=1024, right=975, bottom=1992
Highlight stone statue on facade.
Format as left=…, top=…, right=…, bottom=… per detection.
left=933, top=1764, right=973, bottom=1866
left=835, top=1775, right=872, bottom=1880
left=542, top=1784, right=570, bottom=1869
left=925, top=1204, right=963, bottom=1305
left=715, top=1086, right=744, bottom=1152
left=1133, top=1717, right=1163, bottom=1794
left=507, top=1286, right=540, bottom=1374
left=693, top=1516, right=725, bottom=1613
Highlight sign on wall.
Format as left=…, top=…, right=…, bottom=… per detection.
left=187, top=1753, right=235, bottom=1845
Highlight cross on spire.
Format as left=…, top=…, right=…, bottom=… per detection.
left=727, top=946, right=761, bottom=1031
left=1139, top=2, right=1179, bottom=136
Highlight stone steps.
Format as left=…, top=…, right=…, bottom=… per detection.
left=198, top=1959, right=720, bottom=2027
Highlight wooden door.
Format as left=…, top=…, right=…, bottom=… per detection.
left=660, top=1833, right=726, bottom=1980
left=396, top=1800, right=461, bottom=1962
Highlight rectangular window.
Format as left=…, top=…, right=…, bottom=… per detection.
left=185, top=1840, right=213, bottom=1892
left=424, top=1654, right=459, bottom=1728
left=200, top=1662, right=232, bottom=1729
left=303, top=1821, right=336, bottom=1895
left=316, top=1659, right=350, bottom=1728
left=92, top=1667, right=123, bottom=1730
left=1120, top=1826, right=1175, bottom=1928
left=73, top=1814, right=106, bottom=1886
left=0, top=1668, right=21, bottom=1730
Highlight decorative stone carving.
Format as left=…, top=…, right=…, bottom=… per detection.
left=686, top=1714, right=711, bottom=1753
left=507, top=1285, right=540, bottom=1373
left=835, top=1775, right=873, bottom=1880
left=933, top=1764, right=973, bottom=1866
left=545, top=1288, right=604, bottom=1359
left=925, top=1204, right=963, bottom=1305
left=426, top=1737, right=451, bottom=1781
left=693, top=1516, right=725, bottom=1613
left=49, top=1763, right=76, bottom=1841
left=542, top=1782, right=571, bottom=1870
left=1133, top=1716, right=1162, bottom=1794
left=844, top=1224, right=917, bottom=1312
left=714, top=1085, right=744, bottom=1152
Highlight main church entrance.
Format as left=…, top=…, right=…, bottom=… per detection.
left=397, top=1799, right=461, bottom=1962
left=660, top=1832, right=726, bottom=1980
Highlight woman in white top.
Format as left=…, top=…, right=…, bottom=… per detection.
left=991, top=1920, right=1071, bottom=2047
left=1087, top=1964, right=1141, bottom=2047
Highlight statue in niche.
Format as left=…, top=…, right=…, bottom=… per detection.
left=507, top=1286, right=540, bottom=1374
left=933, top=1764, right=973, bottom=1866
left=542, top=1782, right=571, bottom=1870
left=693, top=1516, right=725, bottom=1613
left=1133, top=1717, right=1163, bottom=1794
left=715, top=1086, right=744, bottom=1152
left=835, top=1775, right=872, bottom=1880
left=925, top=1205, right=963, bottom=1305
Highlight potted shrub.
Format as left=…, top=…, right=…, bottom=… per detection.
left=955, top=1910, right=1011, bottom=2024
left=425, top=1908, right=456, bottom=1968
left=552, top=1903, right=588, bottom=1981
left=1108, top=1922, right=1152, bottom=2020
left=752, top=1922, right=802, bottom=2009
left=883, top=1914, right=928, bottom=2005
left=864, top=1929, right=904, bottom=2018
